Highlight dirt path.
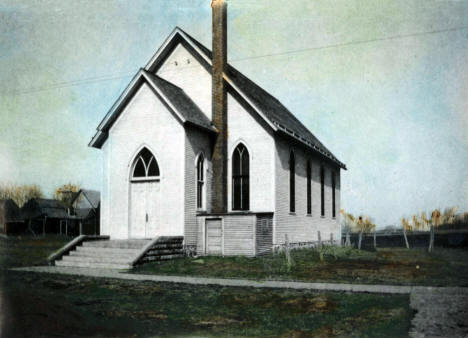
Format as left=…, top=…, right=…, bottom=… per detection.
left=410, top=287, right=468, bottom=337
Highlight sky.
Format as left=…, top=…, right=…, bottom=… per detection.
left=0, top=0, right=467, bottom=227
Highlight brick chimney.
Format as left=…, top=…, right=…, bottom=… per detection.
left=211, top=0, right=228, bottom=213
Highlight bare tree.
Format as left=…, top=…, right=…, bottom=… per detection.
left=401, top=218, right=410, bottom=249
left=0, top=184, right=43, bottom=207
left=53, top=183, right=80, bottom=209
left=429, top=209, right=442, bottom=252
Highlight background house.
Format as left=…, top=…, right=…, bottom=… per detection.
left=21, top=198, right=70, bottom=235
left=69, top=189, right=100, bottom=235
left=0, top=199, right=24, bottom=235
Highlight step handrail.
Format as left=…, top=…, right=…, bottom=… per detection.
left=130, top=236, right=162, bottom=267
left=130, top=236, right=184, bottom=267
left=48, top=235, right=110, bottom=265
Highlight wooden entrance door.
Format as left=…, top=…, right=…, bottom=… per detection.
left=205, top=219, right=222, bottom=255
left=130, top=182, right=159, bottom=238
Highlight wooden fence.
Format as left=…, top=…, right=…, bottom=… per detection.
left=342, top=230, right=468, bottom=250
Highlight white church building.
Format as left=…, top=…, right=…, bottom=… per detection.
left=89, top=0, right=346, bottom=256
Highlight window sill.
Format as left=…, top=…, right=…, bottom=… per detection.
left=130, top=177, right=160, bottom=183
left=321, top=216, right=326, bottom=219
left=289, top=212, right=296, bottom=216
left=306, top=214, right=312, bottom=217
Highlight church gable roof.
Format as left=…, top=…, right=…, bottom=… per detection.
left=179, top=28, right=345, bottom=169
left=143, top=71, right=214, bottom=132
left=89, top=68, right=216, bottom=148
left=90, top=27, right=345, bottom=169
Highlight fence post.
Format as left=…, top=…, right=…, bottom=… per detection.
left=284, top=234, right=293, bottom=271
left=317, top=231, right=321, bottom=247
left=358, top=230, right=363, bottom=250
left=373, top=231, right=377, bottom=249
left=330, top=232, right=334, bottom=245
left=345, top=232, right=351, bottom=247
left=428, top=225, right=434, bottom=252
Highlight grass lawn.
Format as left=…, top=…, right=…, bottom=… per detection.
left=133, top=247, right=468, bottom=286
left=0, top=234, right=70, bottom=269
left=0, top=236, right=413, bottom=337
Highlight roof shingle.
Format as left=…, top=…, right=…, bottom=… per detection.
left=181, top=29, right=345, bottom=168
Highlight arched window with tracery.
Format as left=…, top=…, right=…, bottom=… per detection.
left=232, top=143, right=249, bottom=211
left=197, top=154, right=205, bottom=209
left=131, top=147, right=160, bottom=181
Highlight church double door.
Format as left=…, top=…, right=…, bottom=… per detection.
left=130, top=181, right=160, bottom=238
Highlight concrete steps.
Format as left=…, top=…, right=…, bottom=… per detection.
left=55, top=260, right=132, bottom=270
left=82, top=239, right=151, bottom=249
left=53, top=237, right=185, bottom=269
left=75, top=246, right=141, bottom=256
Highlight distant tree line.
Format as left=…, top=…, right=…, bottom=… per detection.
left=0, top=184, right=43, bottom=207
left=0, top=183, right=81, bottom=208
left=341, top=206, right=468, bottom=252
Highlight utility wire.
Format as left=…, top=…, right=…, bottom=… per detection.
left=231, top=25, right=468, bottom=62
left=3, top=25, right=467, bottom=96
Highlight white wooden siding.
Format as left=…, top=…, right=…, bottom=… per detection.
left=223, top=215, right=255, bottom=256
left=227, top=92, right=275, bottom=212
left=156, top=44, right=212, bottom=120
left=184, top=127, right=213, bottom=247
left=274, top=136, right=341, bottom=244
left=101, top=83, right=185, bottom=239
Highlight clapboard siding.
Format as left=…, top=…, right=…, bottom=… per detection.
left=256, top=214, right=273, bottom=255
left=184, top=126, right=213, bottom=247
left=196, top=216, right=204, bottom=254
left=223, top=215, right=255, bottom=256
left=197, top=215, right=256, bottom=256
left=274, top=136, right=341, bottom=245
left=102, top=83, right=185, bottom=239
left=227, top=92, right=275, bottom=212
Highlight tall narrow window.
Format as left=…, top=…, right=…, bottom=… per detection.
left=307, top=160, right=312, bottom=215
left=197, top=154, right=204, bottom=209
left=132, top=147, right=160, bottom=180
left=232, top=144, right=249, bottom=210
left=289, top=151, right=295, bottom=213
left=320, top=165, right=325, bottom=217
left=332, top=172, right=336, bottom=218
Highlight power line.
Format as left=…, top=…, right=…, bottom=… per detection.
left=230, top=25, right=468, bottom=61
left=3, top=25, right=467, bottom=96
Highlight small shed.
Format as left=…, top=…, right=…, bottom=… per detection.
left=21, top=198, right=70, bottom=235
left=69, top=189, right=100, bottom=235
left=0, top=199, right=24, bottom=235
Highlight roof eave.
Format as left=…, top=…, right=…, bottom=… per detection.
left=89, top=131, right=108, bottom=149
left=276, top=129, right=347, bottom=169
left=184, top=120, right=218, bottom=134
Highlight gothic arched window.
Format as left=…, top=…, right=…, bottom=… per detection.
left=232, top=143, right=249, bottom=211
left=289, top=151, right=295, bottom=212
left=132, top=147, right=160, bottom=180
left=320, top=165, right=325, bottom=217
left=307, top=160, right=312, bottom=215
left=197, top=154, right=205, bottom=209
